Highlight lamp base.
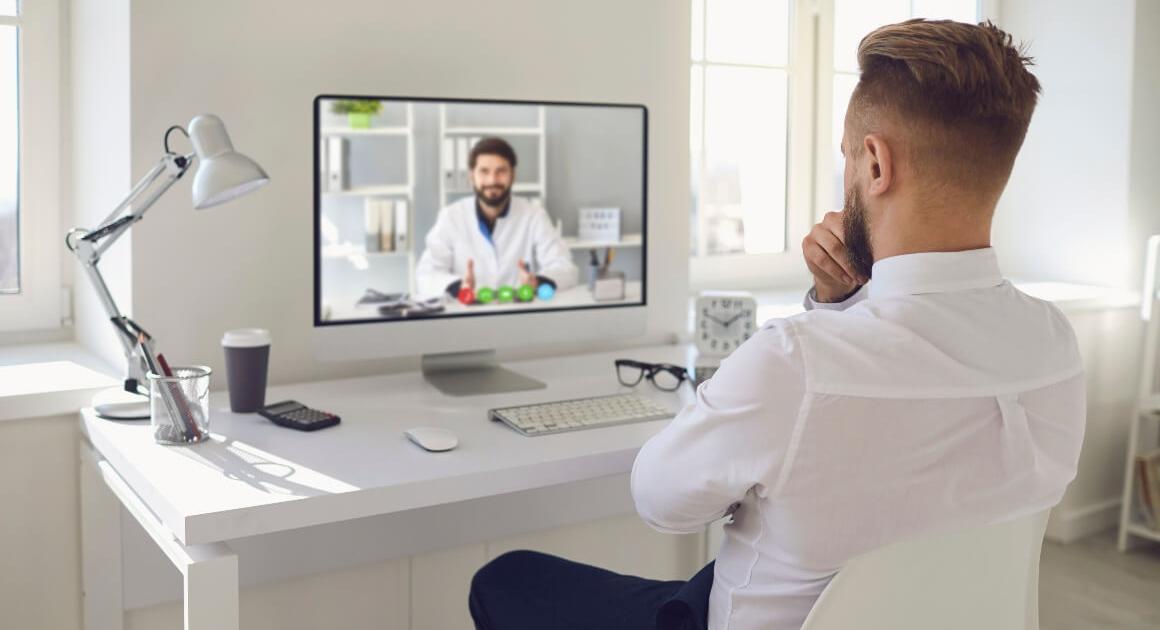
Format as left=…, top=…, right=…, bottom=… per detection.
left=92, top=387, right=150, bottom=420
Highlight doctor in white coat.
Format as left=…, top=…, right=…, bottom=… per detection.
left=416, top=137, right=578, bottom=298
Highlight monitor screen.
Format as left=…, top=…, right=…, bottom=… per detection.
left=314, top=96, right=647, bottom=325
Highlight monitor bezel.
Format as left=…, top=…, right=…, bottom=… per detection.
left=312, top=94, right=649, bottom=329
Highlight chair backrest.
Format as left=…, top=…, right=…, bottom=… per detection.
left=800, top=510, right=1050, bottom=630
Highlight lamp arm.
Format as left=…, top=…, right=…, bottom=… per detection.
left=65, top=151, right=194, bottom=394
left=75, top=153, right=194, bottom=261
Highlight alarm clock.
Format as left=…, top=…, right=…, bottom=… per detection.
left=695, top=290, right=757, bottom=356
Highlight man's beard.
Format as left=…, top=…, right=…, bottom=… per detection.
left=842, top=186, right=875, bottom=280
left=475, top=183, right=512, bottom=208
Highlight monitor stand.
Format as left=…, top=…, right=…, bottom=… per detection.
left=421, top=350, right=546, bottom=397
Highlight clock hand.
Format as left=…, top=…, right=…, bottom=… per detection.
left=705, top=314, right=728, bottom=326
left=723, top=313, right=746, bottom=326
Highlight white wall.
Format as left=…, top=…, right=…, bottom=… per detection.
left=992, top=0, right=1160, bottom=539
left=994, top=0, right=1157, bottom=291
left=1126, top=0, right=1160, bottom=279
left=117, top=0, right=688, bottom=387
left=70, top=0, right=131, bottom=373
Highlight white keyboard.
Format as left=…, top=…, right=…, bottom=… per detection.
left=489, top=393, right=674, bottom=436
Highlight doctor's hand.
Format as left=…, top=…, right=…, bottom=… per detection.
left=462, top=258, right=476, bottom=290
left=517, top=260, right=538, bottom=289
left=802, top=211, right=864, bottom=303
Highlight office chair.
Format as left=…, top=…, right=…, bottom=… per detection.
left=800, top=510, right=1050, bottom=630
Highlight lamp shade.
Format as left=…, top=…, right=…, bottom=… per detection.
left=188, top=114, right=269, bottom=209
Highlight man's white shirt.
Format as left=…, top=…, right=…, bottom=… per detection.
left=631, top=248, right=1085, bottom=630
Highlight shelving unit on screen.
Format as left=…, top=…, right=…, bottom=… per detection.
left=320, top=101, right=416, bottom=296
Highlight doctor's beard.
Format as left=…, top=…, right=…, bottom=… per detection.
left=842, top=186, right=875, bottom=280
left=475, top=183, right=512, bottom=208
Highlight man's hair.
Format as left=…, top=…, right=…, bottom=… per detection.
left=851, top=19, right=1041, bottom=195
left=469, top=137, right=518, bottom=170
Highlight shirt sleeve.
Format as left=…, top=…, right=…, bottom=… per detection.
left=415, top=210, right=462, bottom=298
left=803, top=284, right=867, bottom=312
left=631, top=320, right=807, bottom=534
left=530, top=209, right=579, bottom=291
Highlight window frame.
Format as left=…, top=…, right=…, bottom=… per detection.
left=690, top=0, right=816, bottom=291
left=0, top=0, right=63, bottom=332
left=690, top=0, right=997, bottom=292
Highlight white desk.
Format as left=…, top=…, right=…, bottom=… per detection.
left=79, top=343, right=691, bottom=630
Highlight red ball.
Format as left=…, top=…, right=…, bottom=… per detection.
left=457, top=287, right=475, bottom=305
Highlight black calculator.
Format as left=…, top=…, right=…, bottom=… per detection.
left=258, top=400, right=341, bottom=431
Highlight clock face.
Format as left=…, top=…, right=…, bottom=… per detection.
left=696, top=295, right=756, bottom=355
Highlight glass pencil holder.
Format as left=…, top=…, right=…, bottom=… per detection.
left=147, top=366, right=212, bottom=445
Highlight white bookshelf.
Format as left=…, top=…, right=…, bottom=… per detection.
left=561, top=232, right=643, bottom=250
left=319, top=102, right=418, bottom=295
left=443, top=126, right=545, bottom=136
left=323, top=184, right=413, bottom=198
left=321, top=126, right=411, bottom=136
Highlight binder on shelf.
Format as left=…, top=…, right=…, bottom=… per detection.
left=326, top=136, right=348, bottom=192
left=442, top=138, right=455, bottom=192
left=394, top=200, right=409, bottom=251
left=364, top=198, right=381, bottom=253
left=377, top=199, right=396, bottom=253
left=456, top=138, right=470, bottom=190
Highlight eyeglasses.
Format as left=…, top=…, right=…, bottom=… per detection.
left=615, top=359, right=691, bottom=391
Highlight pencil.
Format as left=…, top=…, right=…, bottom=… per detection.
left=139, top=335, right=197, bottom=441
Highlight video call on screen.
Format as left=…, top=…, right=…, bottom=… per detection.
left=315, top=96, right=646, bottom=323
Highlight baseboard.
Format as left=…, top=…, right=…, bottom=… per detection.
left=1044, top=497, right=1121, bottom=543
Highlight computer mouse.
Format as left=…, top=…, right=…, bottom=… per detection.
left=403, top=426, right=459, bottom=452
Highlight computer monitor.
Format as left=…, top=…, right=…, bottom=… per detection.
left=312, top=95, right=648, bottom=395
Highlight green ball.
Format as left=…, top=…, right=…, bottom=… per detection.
left=476, top=287, right=495, bottom=304
left=497, top=285, right=515, bottom=303
left=517, top=284, right=535, bottom=302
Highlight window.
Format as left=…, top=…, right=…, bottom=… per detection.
left=1, top=3, right=18, bottom=294
left=0, top=0, right=62, bottom=331
left=690, top=0, right=985, bottom=289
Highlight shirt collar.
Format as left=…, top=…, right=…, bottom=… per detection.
left=475, top=197, right=511, bottom=222
left=868, top=247, right=1003, bottom=300
left=475, top=197, right=511, bottom=244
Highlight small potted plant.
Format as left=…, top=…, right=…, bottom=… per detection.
left=330, top=99, right=383, bottom=129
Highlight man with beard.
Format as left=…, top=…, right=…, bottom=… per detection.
left=416, top=137, right=578, bottom=299
left=468, top=19, right=1085, bottom=630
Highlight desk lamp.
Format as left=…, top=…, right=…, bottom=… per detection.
left=66, top=115, right=269, bottom=419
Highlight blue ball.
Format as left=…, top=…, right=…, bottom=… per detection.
left=536, top=284, right=555, bottom=301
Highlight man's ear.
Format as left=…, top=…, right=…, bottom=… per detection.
left=862, top=133, right=894, bottom=197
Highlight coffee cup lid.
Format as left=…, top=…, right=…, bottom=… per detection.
left=221, top=328, right=271, bottom=348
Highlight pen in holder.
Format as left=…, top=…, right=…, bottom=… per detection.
left=147, top=366, right=211, bottom=445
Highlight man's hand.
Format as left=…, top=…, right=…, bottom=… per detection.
left=462, top=258, right=476, bottom=290
left=802, top=211, right=865, bottom=303
left=517, top=260, right=538, bottom=289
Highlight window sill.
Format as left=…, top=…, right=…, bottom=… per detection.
left=0, top=343, right=120, bottom=422
left=687, top=281, right=1141, bottom=337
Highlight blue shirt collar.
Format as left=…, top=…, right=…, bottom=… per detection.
left=475, top=197, right=511, bottom=244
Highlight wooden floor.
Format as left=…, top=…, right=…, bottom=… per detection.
left=1040, top=528, right=1160, bottom=629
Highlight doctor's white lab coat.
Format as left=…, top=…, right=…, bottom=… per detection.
left=415, top=197, right=579, bottom=297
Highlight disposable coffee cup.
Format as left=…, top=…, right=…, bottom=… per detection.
left=221, top=328, right=271, bottom=413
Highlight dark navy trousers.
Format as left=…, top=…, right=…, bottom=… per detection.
left=469, top=550, right=715, bottom=630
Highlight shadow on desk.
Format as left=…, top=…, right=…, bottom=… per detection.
left=176, top=435, right=335, bottom=498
